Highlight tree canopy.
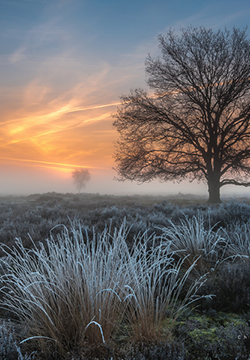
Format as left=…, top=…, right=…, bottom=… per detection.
left=113, top=27, right=250, bottom=203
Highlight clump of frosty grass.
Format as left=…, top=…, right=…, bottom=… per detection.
left=0, top=221, right=209, bottom=358
left=160, top=214, right=229, bottom=275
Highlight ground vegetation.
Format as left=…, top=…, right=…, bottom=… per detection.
left=0, top=193, right=250, bottom=359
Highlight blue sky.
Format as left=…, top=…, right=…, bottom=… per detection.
left=0, top=0, right=250, bottom=195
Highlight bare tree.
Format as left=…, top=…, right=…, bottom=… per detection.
left=72, top=169, right=91, bottom=193
left=113, top=27, right=250, bottom=203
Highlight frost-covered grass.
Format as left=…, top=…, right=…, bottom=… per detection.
left=1, top=221, right=208, bottom=355
left=0, top=221, right=208, bottom=358
left=1, top=193, right=250, bottom=359
left=0, top=223, right=129, bottom=357
left=225, top=223, right=250, bottom=259
left=160, top=214, right=229, bottom=275
left=123, top=251, right=208, bottom=343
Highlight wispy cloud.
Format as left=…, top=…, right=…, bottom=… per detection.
left=0, top=156, right=103, bottom=172
left=8, top=111, right=112, bottom=141
left=166, top=4, right=250, bottom=33
left=9, top=46, right=27, bottom=64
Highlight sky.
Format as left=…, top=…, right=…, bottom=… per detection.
left=0, top=0, right=250, bottom=196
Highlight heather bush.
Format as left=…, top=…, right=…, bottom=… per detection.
left=1, top=193, right=250, bottom=255
left=0, top=321, right=36, bottom=360
left=173, top=310, right=250, bottom=360
left=196, top=259, right=250, bottom=313
left=119, top=340, right=185, bottom=360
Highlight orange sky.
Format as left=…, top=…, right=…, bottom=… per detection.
left=0, top=92, right=121, bottom=193
left=0, top=98, right=119, bottom=172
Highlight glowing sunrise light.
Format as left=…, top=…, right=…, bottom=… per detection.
left=8, top=104, right=115, bottom=139
left=6, top=113, right=112, bottom=149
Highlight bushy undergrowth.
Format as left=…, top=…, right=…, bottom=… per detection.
left=0, top=321, right=35, bottom=360
left=0, top=192, right=250, bottom=256
left=118, top=340, right=185, bottom=360
left=196, top=259, right=250, bottom=313
left=1, top=193, right=250, bottom=359
left=173, top=309, right=250, bottom=360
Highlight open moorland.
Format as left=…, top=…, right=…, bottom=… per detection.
left=1, top=192, right=250, bottom=359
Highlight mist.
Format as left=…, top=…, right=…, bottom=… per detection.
left=0, top=163, right=248, bottom=199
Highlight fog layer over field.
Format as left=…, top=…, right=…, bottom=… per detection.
left=0, top=164, right=250, bottom=197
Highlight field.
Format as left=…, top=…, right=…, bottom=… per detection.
left=1, top=192, right=250, bottom=359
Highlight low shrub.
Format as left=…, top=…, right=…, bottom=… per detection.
left=196, top=259, right=250, bottom=313
left=0, top=321, right=36, bottom=360
left=118, top=340, right=185, bottom=360
left=173, top=311, right=250, bottom=360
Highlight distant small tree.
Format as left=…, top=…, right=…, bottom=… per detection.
left=72, top=169, right=91, bottom=193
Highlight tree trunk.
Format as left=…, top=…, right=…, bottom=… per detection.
left=207, top=172, right=221, bottom=203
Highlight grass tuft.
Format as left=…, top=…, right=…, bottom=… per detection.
left=0, top=222, right=131, bottom=357
left=161, top=214, right=229, bottom=275
left=122, top=237, right=209, bottom=343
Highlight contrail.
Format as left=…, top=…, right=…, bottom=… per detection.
left=0, top=157, right=105, bottom=169
left=7, top=113, right=112, bottom=144
left=71, top=102, right=121, bottom=112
